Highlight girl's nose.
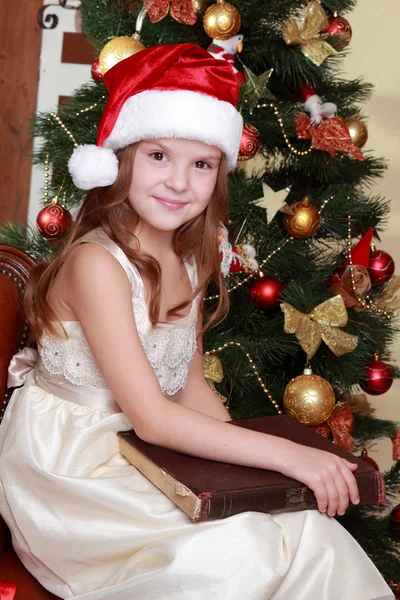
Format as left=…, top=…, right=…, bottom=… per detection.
left=165, top=165, right=189, bottom=193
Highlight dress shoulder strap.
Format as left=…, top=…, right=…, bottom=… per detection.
left=74, top=228, right=143, bottom=291
left=71, top=228, right=198, bottom=296
left=184, top=254, right=199, bottom=290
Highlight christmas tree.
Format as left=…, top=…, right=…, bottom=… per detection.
left=1, top=0, right=399, bottom=590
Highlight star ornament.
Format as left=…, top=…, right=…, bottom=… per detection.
left=254, top=182, right=291, bottom=224
left=241, top=66, right=275, bottom=110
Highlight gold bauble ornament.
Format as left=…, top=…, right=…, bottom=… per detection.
left=203, top=0, right=241, bottom=40
left=283, top=196, right=320, bottom=239
left=99, top=34, right=145, bottom=75
left=344, top=118, right=368, bottom=149
left=283, top=367, right=336, bottom=426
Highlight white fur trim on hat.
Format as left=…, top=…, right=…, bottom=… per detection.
left=103, top=89, right=243, bottom=171
left=68, top=145, right=119, bottom=190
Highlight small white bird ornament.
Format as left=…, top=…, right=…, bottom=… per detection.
left=207, top=34, right=245, bottom=85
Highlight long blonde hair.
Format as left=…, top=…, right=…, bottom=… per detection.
left=25, top=143, right=230, bottom=344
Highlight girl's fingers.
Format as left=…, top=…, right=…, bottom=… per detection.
left=322, top=476, right=340, bottom=517
left=343, top=458, right=358, bottom=471
left=339, top=461, right=360, bottom=506
left=333, top=473, right=350, bottom=515
left=314, top=482, right=329, bottom=514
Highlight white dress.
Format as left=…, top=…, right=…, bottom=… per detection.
left=0, top=229, right=394, bottom=600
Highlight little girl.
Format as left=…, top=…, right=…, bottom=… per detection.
left=0, top=43, right=393, bottom=600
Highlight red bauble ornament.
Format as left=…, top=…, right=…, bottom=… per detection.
left=238, top=124, right=261, bottom=161
left=91, top=57, right=103, bottom=82
left=360, top=449, right=379, bottom=471
left=390, top=504, right=400, bottom=537
left=249, top=275, right=283, bottom=311
left=325, top=14, right=352, bottom=46
left=36, top=202, right=72, bottom=239
left=360, top=356, right=393, bottom=396
left=368, top=249, right=395, bottom=286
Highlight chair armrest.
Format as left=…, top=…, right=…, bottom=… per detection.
left=0, top=244, right=35, bottom=422
left=0, top=513, right=10, bottom=556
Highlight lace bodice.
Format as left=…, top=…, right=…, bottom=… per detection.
left=38, top=229, right=199, bottom=399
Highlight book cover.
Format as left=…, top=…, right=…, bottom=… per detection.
left=117, top=414, right=385, bottom=522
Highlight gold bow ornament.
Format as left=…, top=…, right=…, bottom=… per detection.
left=281, top=295, right=358, bottom=361
left=203, top=354, right=228, bottom=404
left=282, top=1, right=338, bottom=66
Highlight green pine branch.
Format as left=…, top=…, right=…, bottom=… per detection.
left=0, top=0, right=398, bottom=574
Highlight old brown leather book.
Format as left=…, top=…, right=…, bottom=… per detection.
left=117, top=414, right=386, bottom=522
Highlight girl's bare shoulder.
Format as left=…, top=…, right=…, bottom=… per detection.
left=49, top=242, right=133, bottom=321
left=63, top=241, right=127, bottom=276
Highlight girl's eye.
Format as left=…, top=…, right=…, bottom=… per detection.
left=150, top=152, right=167, bottom=161
left=194, top=161, right=211, bottom=170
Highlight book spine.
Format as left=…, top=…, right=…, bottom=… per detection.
left=360, top=470, right=386, bottom=504
left=197, top=486, right=317, bottom=521
left=195, top=470, right=384, bottom=522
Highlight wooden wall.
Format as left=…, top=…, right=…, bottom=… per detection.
left=0, top=0, right=43, bottom=226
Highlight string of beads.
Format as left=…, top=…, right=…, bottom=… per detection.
left=205, top=341, right=281, bottom=414
left=206, top=236, right=293, bottom=301
left=48, top=95, right=106, bottom=149
left=346, top=215, right=391, bottom=321
left=49, top=113, right=78, bottom=147
left=318, top=195, right=333, bottom=214
left=256, top=102, right=313, bottom=157
left=45, top=95, right=107, bottom=203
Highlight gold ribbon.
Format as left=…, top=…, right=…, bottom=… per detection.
left=281, top=295, right=358, bottom=361
left=374, top=274, right=400, bottom=313
left=203, top=354, right=228, bottom=404
left=282, top=1, right=338, bottom=66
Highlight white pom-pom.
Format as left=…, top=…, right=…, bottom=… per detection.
left=304, top=94, right=322, bottom=123
left=241, top=243, right=256, bottom=259
left=247, top=258, right=259, bottom=271
left=304, top=94, right=320, bottom=107
left=320, top=102, right=337, bottom=119
left=68, top=145, right=119, bottom=190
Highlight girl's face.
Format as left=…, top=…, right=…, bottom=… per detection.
left=128, top=138, right=221, bottom=234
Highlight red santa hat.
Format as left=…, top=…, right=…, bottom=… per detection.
left=298, top=84, right=336, bottom=123
left=68, top=43, right=243, bottom=190
left=344, top=227, right=374, bottom=267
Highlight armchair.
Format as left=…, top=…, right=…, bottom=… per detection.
left=0, top=244, right=60, bottom=599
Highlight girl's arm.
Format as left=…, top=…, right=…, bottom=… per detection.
left=63, top=243, right=360, bottom=518
left=177, top=374, right=231, bottom=421
left=176, top=309, right=231, bottom=421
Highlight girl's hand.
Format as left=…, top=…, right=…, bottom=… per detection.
left=279, top=443, right=360, bottom=517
